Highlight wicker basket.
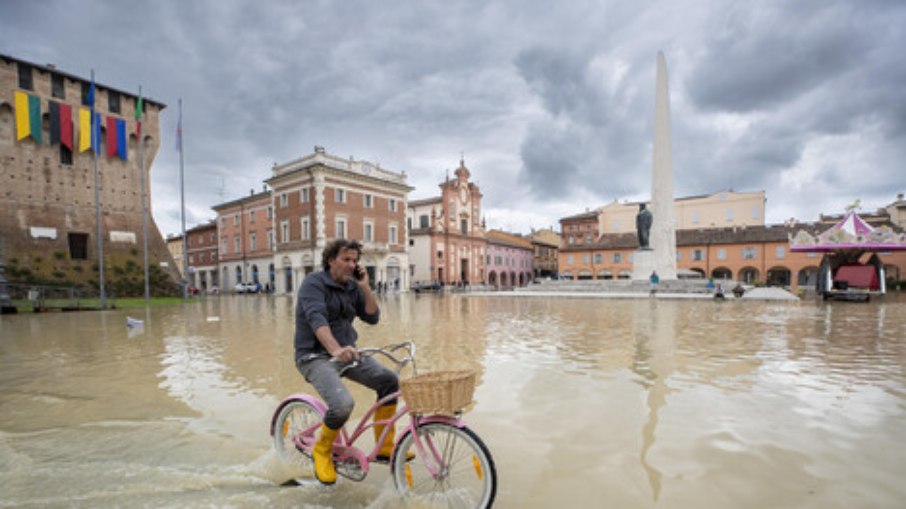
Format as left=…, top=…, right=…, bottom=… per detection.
left=400, top=370, right=476, bottom=415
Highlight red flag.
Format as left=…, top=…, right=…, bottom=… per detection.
left=60, top=103, right=73, bottom=150
left=106, top=116, right=117, bottom=158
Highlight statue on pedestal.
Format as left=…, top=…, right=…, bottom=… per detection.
left=636, top=203, right=653, bottom=250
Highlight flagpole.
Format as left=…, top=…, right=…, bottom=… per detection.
left=178, top=98, right=188, bottom=300
left=91, top=69, right=107, bottom=309
left=138, top=86, right=150, bottom=304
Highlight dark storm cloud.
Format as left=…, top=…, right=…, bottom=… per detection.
left=2, top=0, right=905, bottom=234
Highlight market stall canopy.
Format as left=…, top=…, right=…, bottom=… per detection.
left=790, top=211, right=906, bottom=252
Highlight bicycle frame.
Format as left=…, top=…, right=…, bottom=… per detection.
left=272, top=390, right=467, bottom=479
left=271, top=342, right=467, bottom=480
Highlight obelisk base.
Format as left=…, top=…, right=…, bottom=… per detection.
left=632, top=249, right=657, bottom=281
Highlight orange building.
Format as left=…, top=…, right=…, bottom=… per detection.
left=407, top=160, right=487, bottom=286
left=559, top=220, right=906, bottom=293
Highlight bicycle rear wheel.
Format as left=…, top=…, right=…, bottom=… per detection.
left=391, top=423, right=497, bottom=508
left=272, top=399, right=322, bottom=481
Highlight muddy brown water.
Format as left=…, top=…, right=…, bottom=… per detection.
left=1, top=293, right=905, bottom=508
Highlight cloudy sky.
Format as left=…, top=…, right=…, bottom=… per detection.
left=3, top=0, right=905, bottom=237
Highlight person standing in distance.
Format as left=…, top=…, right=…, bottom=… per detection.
left=294, top=239, right=403, bottom=484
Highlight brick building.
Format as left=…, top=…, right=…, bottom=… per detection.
left=0, top=53, right=179, bottom=294
left=184, top=221, right=218, bottom=291
left=528, top=228, right=560, bottom=278
left=407, top=159, right=487, bottom=286
left=212, top=188, right=273, bottom=291
left=264, top=146, right=412, bottom=294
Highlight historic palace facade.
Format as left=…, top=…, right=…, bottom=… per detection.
left=263, top=147, right=412, bottom=294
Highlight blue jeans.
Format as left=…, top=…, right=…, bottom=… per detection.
left=296, top=355, right=399, bottom=430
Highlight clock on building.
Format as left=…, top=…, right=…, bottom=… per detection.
left=361, top=163, right=372, bottom=175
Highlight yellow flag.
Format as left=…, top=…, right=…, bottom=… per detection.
left=79, top=108, right=92, bottom=152
left=15, top=91, right=30, bottom=140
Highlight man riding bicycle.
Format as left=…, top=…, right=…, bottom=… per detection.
left=294, top=239, right=403, bottom=484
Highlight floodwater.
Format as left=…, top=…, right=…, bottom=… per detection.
left=1, top=292, right=905, bottom=508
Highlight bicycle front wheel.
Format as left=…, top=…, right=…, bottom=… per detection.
left=392, top=422, right=497, bottom=509
left=272, top=399, right=322, bottom=480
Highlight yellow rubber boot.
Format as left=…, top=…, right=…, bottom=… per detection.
left=374, top=404, right=414, bottom=462
left=373, top=404, right=396, bottom=461
left=312, top=424, right=339, bottom=485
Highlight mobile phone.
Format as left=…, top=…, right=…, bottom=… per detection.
left=354, top=264, right=364, bottom=281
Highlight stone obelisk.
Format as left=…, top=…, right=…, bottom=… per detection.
left=633, top=51, right=677, bottom=280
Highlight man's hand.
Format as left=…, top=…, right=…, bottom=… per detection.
left=330, top=345, right=360, bottom=363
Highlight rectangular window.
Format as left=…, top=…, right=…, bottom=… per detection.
left=389, top=225, right=398, bottom=244
left=692, top=211, right=701, bottom=224
left=336, top=218, right=347, bottom=238
left=585, top=235, right=592, bottom=244
left=775, top=246, right=785, bottom=259
left=335, top=188, right=346, bottom=204
left=52, top=73, right=65, bottom=99
left=280, top=193, right=288, bottom=208
left=81, top=81, right=92, bottom=106
left=267, top=206, right=273, bottom=219
left=364, top=194, right=373, bottom=208
left=233, top=214, right=239, bottom=226
left=612, top=253, right=622, bottom=263
left=221, top=236, right=228, bottom=253
left=60, top=144, right=73, bottom=165
left=726, top=208, right=734, bottom=221
left=249, top=210, right=255, bottom=223
left=68, top=232, right=88, bottom=260
left=461, top=219, right=468, bottom=235
left=249, top=232, right=257, bottom=251
left=594, top=253, right=603, bottom=263
left=364, top=222, right=373, bottom=242
left=302, top=217, right=310, bottom=240
left=268, top=229, right=275, bottom=250
left=742, top=247, right=758, bottom=260
left=419, top=215, right=429, bottom=228
left=717, top=248, right=727, bottom=261
left=300, top=187, right=309, bottom=203
left=389, top=199, right=397, bottom=212
left=233, top=235, right=241, bottom=253
left=582, top=254, right=590, bottom=264
left=281, top=221, right=290, bottom=243
left=692, top=249, right=704, bottom=261
left=220, top=217, right=226, bottom=228
left=17, top=62, right=33, bottom=90
left=108, top=91, right=121, bottom=114
left=567, top=255, right=574, bottom=264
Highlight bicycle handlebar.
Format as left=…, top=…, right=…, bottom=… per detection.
left=305, top=342, right=417, bottom=375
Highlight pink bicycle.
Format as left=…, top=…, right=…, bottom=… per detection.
left=270, top=342, right=498, bottom=508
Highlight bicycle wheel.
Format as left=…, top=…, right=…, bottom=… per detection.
left=272, top=399, right=322, bottom=479
left=392, top=423, right=497, bottom=509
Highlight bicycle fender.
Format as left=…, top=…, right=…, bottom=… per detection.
left=269, top=394, right=327, bottom=437
left=415, top=415, right=466, bottom=428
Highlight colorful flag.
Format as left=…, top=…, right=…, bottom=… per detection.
left=79, top=108, right=92, bottom=152
left=135, top=93, right=143, bottom=137
left=60, top=103, right=73, bottom=151
left=93, top=112, right=102, bottom=155
left=28, top=94, right=42, bottom=144
left=175, top=103, right=182, bottom=151
left=15, top=91, right=30, bottom=140
left=106, top=116, right=117, bottom=158
left=87, top=79, right=95, bottom=107
left=49, top=102, right=61, bottom=145
left=116, top=118, right=127, bottom=160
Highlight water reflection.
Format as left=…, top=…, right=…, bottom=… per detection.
left=1, top=293, right=905, bottom=508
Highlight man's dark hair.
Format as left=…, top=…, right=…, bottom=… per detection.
left=321, top=239, right=362, bottom=270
